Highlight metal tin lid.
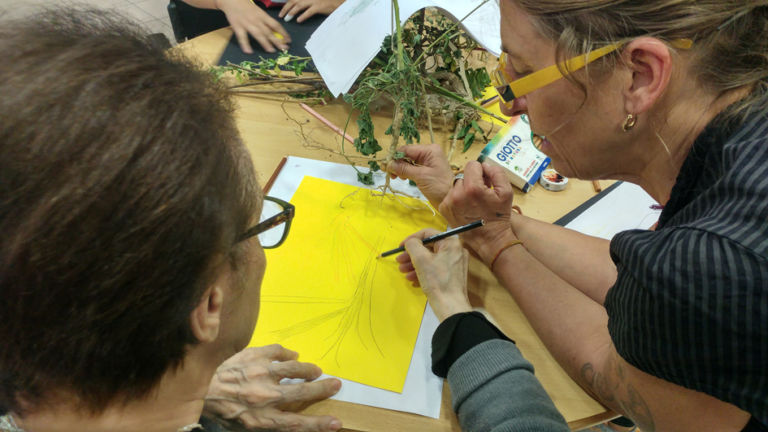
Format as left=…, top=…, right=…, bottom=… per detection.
left=539, top=168, right=568, bottom=191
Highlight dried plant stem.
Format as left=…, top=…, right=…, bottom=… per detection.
left=421, top=80, right=435, bottom=143
left=383, top=103, right=403, bottom=191
left=448, top=117, right=465, bottom=161
left=230, top=87, right=319, bottom=95
left=279, top=102, right=390, bottom=166
left=228, top=77, right=323, bottom=88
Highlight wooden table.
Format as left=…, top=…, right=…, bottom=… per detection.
left=177, top=28, right=615, bottom=432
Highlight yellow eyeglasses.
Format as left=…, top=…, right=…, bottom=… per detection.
left=491, top=39, right=693, bottom=103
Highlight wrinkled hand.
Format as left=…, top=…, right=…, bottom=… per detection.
left=217, top=0, right=291, bottom=53
left=278, top=0, right=344, bottom=23
left=204, top=345, right=342, bottom=431
left=386, top=144, right=454, bottom=209
left=439, top=161, right=518, bottom=265
left=397, top=229, right=472, bottom=322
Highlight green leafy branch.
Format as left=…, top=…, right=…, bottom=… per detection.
left=343, top=0, right=499, bottom=186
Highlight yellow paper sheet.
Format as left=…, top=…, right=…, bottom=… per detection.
left=249, top=176, right=446, bottom=392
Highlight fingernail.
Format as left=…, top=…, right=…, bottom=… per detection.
left=284, top=14, right=294, bottom=22
left=330, top=419, right=342, bottom=430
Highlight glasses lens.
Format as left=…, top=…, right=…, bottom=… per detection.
left=491, top=69, right=510, bottom=95
left=258, top=199, right=287, bottom=248
left=492, top=54, right=515, bottom=102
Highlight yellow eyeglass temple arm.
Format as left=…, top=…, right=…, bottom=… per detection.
left=508, top=43, right=620, bottom=99
left=506, top=38, right=693, bottom=100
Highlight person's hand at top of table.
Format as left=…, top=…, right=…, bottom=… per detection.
left=204, top=344, right=343, bottom=431
left=439, top=161, right=520, bottom=268
left=278, top=0, right=345, bottom=23
left=397, top=229, right=472, bottom=322
left=386, top=143, right=454, bottom=209
left=215, top=0, right=291, bottom=53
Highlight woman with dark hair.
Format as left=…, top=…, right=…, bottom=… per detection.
left=0, top=10, right=340, bottom=432
left=390, top=1, right=768, bottom=431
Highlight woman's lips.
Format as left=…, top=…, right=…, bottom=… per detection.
left=533, top=134, right=553, bottom=154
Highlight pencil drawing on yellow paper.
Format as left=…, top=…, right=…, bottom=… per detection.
left=249, top=176, right=446, bottom=393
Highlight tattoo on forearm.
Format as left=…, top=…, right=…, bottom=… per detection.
left=580, top=355, right=656, bottom=431
left=580, top=363, right=617, bottom=403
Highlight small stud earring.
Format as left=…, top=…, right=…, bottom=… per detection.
left=622, top=114, right=637, bottom=132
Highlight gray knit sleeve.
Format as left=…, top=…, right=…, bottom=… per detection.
left=447, top=339, right=570, bottom=432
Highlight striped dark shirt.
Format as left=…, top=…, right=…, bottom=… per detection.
left=604, top=106, right=768, bottom=427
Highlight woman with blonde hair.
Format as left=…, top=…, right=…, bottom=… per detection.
left=391, top=1, right=768, bottom=431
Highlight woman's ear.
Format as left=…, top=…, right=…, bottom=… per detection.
left=621, top=37, right=674, bottom=115
left=189, top=282, right=225, bottom=343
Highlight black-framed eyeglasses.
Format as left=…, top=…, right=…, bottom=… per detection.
left=236, top=196, right=295, bottom=248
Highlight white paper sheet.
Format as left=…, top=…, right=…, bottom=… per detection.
left=267, top=156, right=444, bottom=418
left=306, top=0, right=501, bottom=96
left=564, top=182, right=662, bottom=239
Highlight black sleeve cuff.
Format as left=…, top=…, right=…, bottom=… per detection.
left=742, top=416, right=768, bottom=432
left=198, top=415, right=225, bottom=432
left=431, top=311, right=514, bottom=378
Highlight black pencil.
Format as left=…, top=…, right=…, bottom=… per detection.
left=378, top=220, right=485, bottom=258
left=480, top=94, right=499, bottom=107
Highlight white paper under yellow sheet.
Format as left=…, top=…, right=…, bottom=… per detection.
left=249, top=176, right=446, bottom=392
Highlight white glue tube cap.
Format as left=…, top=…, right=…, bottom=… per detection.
left=284, top=14, right=294, bottom=22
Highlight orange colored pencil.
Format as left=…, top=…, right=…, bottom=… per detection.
left=299, top=103, right=355, bottom=145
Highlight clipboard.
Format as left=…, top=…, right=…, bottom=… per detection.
left=216, top=5, right=326, bottom=70
left=554, top=181, right=662, bottom=238
left=554, top=181, right=623, bottom=226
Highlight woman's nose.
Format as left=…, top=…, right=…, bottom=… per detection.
left=499, top=97, right=527, bottom=117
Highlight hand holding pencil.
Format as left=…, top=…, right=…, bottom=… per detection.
left=396, top=228, right=473, bottom=322
left=379, top=220, right=484, bottom=258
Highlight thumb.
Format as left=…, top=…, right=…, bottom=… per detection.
left=403, top=237, right=432, bottom=267
left=387, top=158, right=418, bottom=180
left=482, top=162, right=512, bottom=195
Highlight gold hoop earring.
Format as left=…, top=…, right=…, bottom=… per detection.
left=622, top=114, right=637, bottom=132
